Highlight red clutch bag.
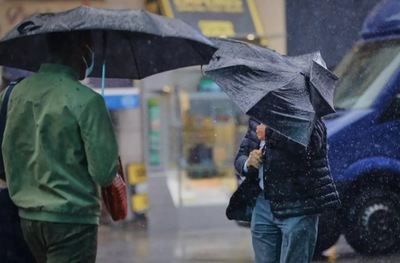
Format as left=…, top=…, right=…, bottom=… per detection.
left=101, top=157, right=128, bottom=221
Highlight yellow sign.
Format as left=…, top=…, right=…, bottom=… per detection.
left=131, top=194, right=149, bottom=212
left=127, top=163, right=147, bottom=185
left=173, top=0, right=243, bottom=13
left=198, top=20, right=235, bottom=37
left=158, top=0, right=264, bottom=40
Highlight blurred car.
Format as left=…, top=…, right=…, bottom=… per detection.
left=317, top=0, right=400, bottom=255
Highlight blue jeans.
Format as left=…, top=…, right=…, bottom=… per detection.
left=251, top=193, right=319, bottom=263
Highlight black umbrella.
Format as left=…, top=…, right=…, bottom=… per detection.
left=0, top=6, right=216, bottom=79
left=205, top=38, right=338, bottom=147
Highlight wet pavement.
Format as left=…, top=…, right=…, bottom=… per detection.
left=97, top=223, right=400, bottom=263
left=97, top=221, right=253, bottom=263
left=96, top=176, right=400, bottom=263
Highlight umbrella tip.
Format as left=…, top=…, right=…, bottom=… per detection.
left=200, top=65, right=206, bottom=76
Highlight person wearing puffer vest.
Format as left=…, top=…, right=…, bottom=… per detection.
left=229, top=117, right=341, bottom=263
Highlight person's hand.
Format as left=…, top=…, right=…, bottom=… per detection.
left=256, top=124, right=267, bottom=140
left=247, top=149, right=262, bottom=169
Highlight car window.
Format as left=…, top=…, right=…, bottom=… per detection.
left=334, top=40, right=400, bottom=110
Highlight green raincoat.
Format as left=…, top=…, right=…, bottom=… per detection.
left=1, top=63, right=118, bottom=225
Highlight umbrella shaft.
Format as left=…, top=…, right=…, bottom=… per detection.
left=101, top=63, right=106, bottom=96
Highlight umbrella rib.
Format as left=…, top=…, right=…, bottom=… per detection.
left=183, top=38, right=209, bottom=64
left=126, top=34, right=141, bottom=79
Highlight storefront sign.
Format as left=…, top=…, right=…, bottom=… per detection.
left=147, top=98, right=161, bottom=166
left=158, top=0, right=263, bottom=38
left=94, top=88, right=141, bottom=110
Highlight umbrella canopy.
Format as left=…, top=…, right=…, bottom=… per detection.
left=205, top=38, right=338, bottom=146
left=0, top=6, right=216, bottom=79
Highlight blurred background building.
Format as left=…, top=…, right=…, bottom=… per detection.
left=0, top=0, right=381, bottom=223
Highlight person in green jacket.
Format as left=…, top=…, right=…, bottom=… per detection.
left=1, top=32, right=118, bottom=263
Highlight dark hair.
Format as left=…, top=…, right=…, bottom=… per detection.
left=46, top=31, right=93, bottom=62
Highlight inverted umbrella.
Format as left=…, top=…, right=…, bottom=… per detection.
left=0, top=6, right=216, bottom=79
left=205, top=38, right=338, bottom=146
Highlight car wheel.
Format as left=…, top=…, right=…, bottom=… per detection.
left=313, top=211, right=341, bottom=257
left=344, top=188, right=400, bottom=255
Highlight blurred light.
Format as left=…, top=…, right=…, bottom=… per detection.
left=247, top=34, right=256, bottom=41
left=219, top=35, right=228, bottom=38
left=162, top=85, right=172, bottom=94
